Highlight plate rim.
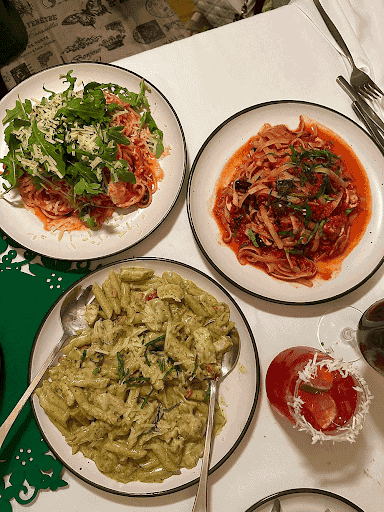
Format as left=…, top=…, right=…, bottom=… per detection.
left=0, top=61, right=188, bottom=261
left=28, top=256, right=261, bottom=497
left=244, top=487, right=365, bottom=512
left=187, top=99, right=384, bottom=306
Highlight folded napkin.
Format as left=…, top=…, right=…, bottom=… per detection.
left=289, top=0, right=384, bottom=108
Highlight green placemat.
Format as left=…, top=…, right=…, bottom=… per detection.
left=0, top=231, right=95, bottom=510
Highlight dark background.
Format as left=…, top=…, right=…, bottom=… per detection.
left=0, top=75, right=7, bottom=99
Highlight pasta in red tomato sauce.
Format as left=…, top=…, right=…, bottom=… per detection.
left=213, top=116, right=369, bottom=287
left=16, top=92, right=162, bottom=237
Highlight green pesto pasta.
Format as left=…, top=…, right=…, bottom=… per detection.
left=35, top=266, right=238, bottom=484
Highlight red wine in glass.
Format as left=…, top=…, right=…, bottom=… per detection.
left=357, top=299, right=384, bottom=376
left=318, top=301, right=384, bottom=376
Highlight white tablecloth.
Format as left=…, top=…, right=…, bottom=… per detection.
left=291, top=0, right=384, bottom=89
left=12, top=3, right=384, bottom=511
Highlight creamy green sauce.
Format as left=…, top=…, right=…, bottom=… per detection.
left=36, top=267, right=236, bottom=483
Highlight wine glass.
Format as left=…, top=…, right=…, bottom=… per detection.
left=357, top=299, right=384, bottom=376
left=317, top=300, right=384, bottom=376
left=317, top=306, right=363, bottom=362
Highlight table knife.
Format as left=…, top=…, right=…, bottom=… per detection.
left=271, top=499, right=281, bottom=512
left=352, top=101, right=384, bottom=154
left=337, top=76, right=384, bottom=134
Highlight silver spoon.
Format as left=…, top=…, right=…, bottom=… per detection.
left=191, top=332, right=240, bottom=512
left=271, top=499, right=281, bottom=512
left=0, top=284, right=94, bottom=450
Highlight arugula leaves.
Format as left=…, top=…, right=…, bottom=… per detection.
left=80, top=213, right=98, bottom=229
left=0, top=70, right=165, bottom=221
left=2, top=98, right=32, bottom=125
left=56, top=88, right=106, bottom=124
left=30, top=118, right=66, bottom=177
left=0, top=134, right=23, bottom=191
left=139, top=111, right=164, bottom=158
left=107, top=125, right=131, bottom=146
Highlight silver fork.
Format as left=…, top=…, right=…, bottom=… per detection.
left=0, top=283, right=94, bottom=451
left=313, top=0, right=384, bottom=101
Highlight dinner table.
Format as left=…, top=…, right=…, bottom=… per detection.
left=1, top=1, right=384, bottom=511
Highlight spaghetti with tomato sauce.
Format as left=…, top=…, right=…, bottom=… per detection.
left=1, top=73, right=167, bottom=239
left=16, top=92, right=164, bottom=236
left=213, top=116, right=371, bottom=287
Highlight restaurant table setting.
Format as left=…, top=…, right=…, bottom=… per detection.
left=1, top=1, right=384, bottom=511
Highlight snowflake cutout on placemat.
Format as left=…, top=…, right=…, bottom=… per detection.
left=0, top=436, right=67, bottom=512
left=0, top=229, right=98, bottom=509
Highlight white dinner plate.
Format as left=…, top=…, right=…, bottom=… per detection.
left=0, top=63, right=187, bottom=261
left=29, top=257, right=260, bottom=497
left=187, top=101, right=384, bottom=305
left=245, top=488, right=365, bottom=512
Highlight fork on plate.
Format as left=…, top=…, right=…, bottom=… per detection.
left=313, top=0, right=383, bottom=101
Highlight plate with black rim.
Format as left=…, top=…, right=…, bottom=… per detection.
left=29, top=257, right=260, bottom=497
left=0, top=62, right=187, bottom=261
left=187, top=100, right=384, bottom=305
left=245, top=488, right=365, bottom=512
